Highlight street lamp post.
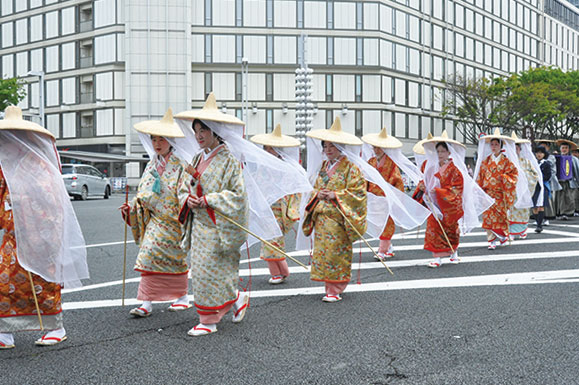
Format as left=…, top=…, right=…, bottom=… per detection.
left=27, top=71, right=45, bottom=128
left=241, top=57, right=249, bottom=137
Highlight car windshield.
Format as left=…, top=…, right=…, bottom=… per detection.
left=62, top=166, right=74, bottom=175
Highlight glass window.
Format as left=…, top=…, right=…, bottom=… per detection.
left=204, top=73, right=212, bottom=98
left=205, top=0, right=212, bottom=26
left=355, top=110, right=362, bottom=136
left=267, top=35, right=273, bottom=64
left=327, top=37, right=334, bottom=65
left=266, top=109, right=273, bottom=132
left=266, top=73, right=273, bottom=101
left=326, top=74, right=333, bottom=102
left=236, top=0, right=243, bottom=26
left=327, top=1, right=333, bottom=29
left=355, top=75, right=362, bottom=102
left=297, top=0, right=304, bottom=28
left=236, top=35, right=243, bottom=63
left=266, top=0, right=273, bottom=27
left=356, top=38, right=363, bottom=65
left=205, top=35, right=212, bottom=63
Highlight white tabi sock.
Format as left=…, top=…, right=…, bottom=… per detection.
left=141, top=301, right=152, bottom=312
left=43, top=327, right=66, bottom=339
left=0, top=332, right=14, bottom=346
left=173, top=295, right=189, bottom=306
left=434, top=257, right=441, bottom=265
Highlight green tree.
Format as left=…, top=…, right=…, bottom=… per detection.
left=0, top=77, right=26, bottom=112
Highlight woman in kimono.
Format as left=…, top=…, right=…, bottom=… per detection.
left=475, top=129, right=519, bottom=250
left=176, top=102, right=250, bottom=337
left=411, top=134, right=432, bottom=206
left=532, top=146, right=552, bottom=233
left=120, top=109, right=191, bottom=317
left=250, top=124, right=303, bottom=285
left=302, top=118, right=367, bottom=303
left=508, top=134, right=539, bottom=240
left=0, top=106, right=89, bottom=348
left=362, top=129, right=405, bottom=261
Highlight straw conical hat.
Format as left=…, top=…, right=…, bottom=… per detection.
left=250, top=124, right=300, bottom=148
left=174, top=93, right=245, bottom=126
left=535, top=138, right=554, bottom=144
left=555, top=139, right=578, bottom=151
left=511, top=132, right=530, bottom=145
left=362, top=127, right=402, bottom=149
left=133, top=108, right=185, bottom=138
left=306, top=117, right=362, bottom=146
left=424, top=130, right=465, bottom=148
left=479, top=127, right=514, bottom=143
left=413, top=133, right=433, bottom=155
left=0, top=105, right=54, bottom=139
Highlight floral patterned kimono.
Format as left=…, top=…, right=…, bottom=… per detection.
left=477, top=153, right=518, bottom=241
left=423, top=161, right=464, bottom=256
left=179, top=145, right=249, bottom=321
left=127, top=153, right=189, bottom=301
left=509, top=157, right=539, bottom=237
left=367, top=155, right=404, bottom=242
left=0, top=168, right=63, bottom=332
left=303, top=156, right=367, bottom=293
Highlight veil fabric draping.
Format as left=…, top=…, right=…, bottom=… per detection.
left=423, top=141, right=494, bottom=234
left=521, top=142, right=544, bottom=205
left=0, top=130, right=89, bottom=288
left=172, top=119, right=312, bottom=247
left=473, top=137, right=533, bottom=209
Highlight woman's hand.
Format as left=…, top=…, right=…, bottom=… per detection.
left=187, top=195, right=207, bottom=209
left=318, top=189, right=336, bottom=200
left=417, top=181, right=425, bottom=192
left=119, top=203, right=130, bottom=217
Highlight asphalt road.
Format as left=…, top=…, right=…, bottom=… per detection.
left=1, top=194, right=578, bottom=385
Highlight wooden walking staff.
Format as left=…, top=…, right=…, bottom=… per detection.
left=121, top=184, right=129, bottom=306
left=27, top=271, right=44, bottom=331
left=213, top=210, right=309, bottom=270
left=330, top=201, right=394, bottom=276
left=423, top=194, right=455, bottom=254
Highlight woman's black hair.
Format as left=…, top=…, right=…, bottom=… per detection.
left=490, top=138, right=503, bottom=147
left=534, top=145, right=549, bottom=157
left=192, top=119, right=224, bottom=144
left=435, top=142, right=449, bottom=151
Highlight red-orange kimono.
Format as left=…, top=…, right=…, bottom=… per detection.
left=476, top=154, right=518, bottom=240
left=367, top=155, right=404, bottom=240
left=412, top=160, right=428, bottom=206
left=423, top=161, right=464, bottom=256
left=0, top=168, right=63, bottom=332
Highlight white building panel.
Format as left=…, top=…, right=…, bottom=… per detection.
left=363, top=75, right=380, bottom=102
left=1, top=0, right=12, bottom=16
left=380, top=40, right=392, bottom=68
left=395, top=10, right=406, bottom=38
left=244, top=0, right=266, bottom=27
left=394, top=78, right=406, bottom=106
left=192, top=0, right=204, bottom=25
left=192, top=34, right=205, bottom=62
left=275, top=1, right=296, bottom=28
left=46, top=114, right=60, bottom=139
left=335, top=38, right=355, bottom=65
left=246, top=110, right=266, bottom=136
left=62, top=7, right=76, bottom=35
left=114, top=72, right=124, bottom=100
left=334, top=110, right=354, bottom=134
left=273, top=110, right=296, bottom=134
left=364, top=3, right=378, bottom=30
left=16, top=52, right=28, bottom=77
left=30, top=49, right=43, bottom=72
left=97, top=109, right=114, bottom=136
left=95, top=34, right=117, bottom=64
left=30, top=83, right=39, bottom=108
left=311, top=74, right=325, bottom=102
left=408, top=114, right=419, bottom=139
left=395, top=112, right=406, bottom=137
left=396, top=44, right=406, bottom=72
left=62, top=42, right=76, bottom=70
left=1, top=54, right=13, bottom=77
left=62, top=78, right=76, bottom=105
left=334, top=75, right=355, bottom=102
left=192, top=72, right=205, bottom=100
left=380, top=4, right=392, bottom=33
left=274, top=74, right=294, bottom=101
left=244, top=35, right=266, bottom=64
left=213, top=35, right=236, bottom=63
left=213, top=73, right=235, bottom=100
left=16, top=18, right=27, bottom=45
left=364, top=39, right=379, bottom=66
left=306, top=37, right=326, bottom=65
left=213, top=0, right=235, bottom=26
left=274, top=36, right=296, bottom=64
left=248, top=73, right=266, bottom=101
left=305, top=1, right=326, bottom=28
left=46, top=80, right=60, bottom=107
left=62, top=113, right=76, bottom=138
left=46, top=11, right=59, bottom=39
left=96, top=72, right=114, bottom=100
left=408, top=82, right=419, bottom=108
left=15, top=0, right=26, bottom=11
left=95, top=0, right=117, bottom=27
left=382, top=75, right=392, bottom=103
left=115, top=109, right=125, bottom=135
left=30, top=15, right=43, bottom=42
left=334, top=2, right=356, bottom=29
left=1, top=21, right=13, bottom=47
left=363, top=110, right=381, bottom=133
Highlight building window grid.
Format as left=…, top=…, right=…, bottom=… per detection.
left=266, top=0, right=273, bottom=28
left=327, top=1, right=334, bottom=29
left=236, top=0, right=243, bottom=27
left=205, top=0, right=212, bottom=26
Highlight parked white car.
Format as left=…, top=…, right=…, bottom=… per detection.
left=62, top=164, right=111, bottom=200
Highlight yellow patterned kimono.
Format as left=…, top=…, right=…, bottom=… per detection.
left=0, top=168, right=62, bottom=332
left=179, top=145, right=249, bottom=315
left=260, top=194, right=301, bottom=261
left=128, top=153, right=189, bottom=275
left=303, top=157, right=367, bottom=283
left=509, top=157, right=539, bottom=236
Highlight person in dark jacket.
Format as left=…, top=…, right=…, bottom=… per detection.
left=533, top=146, right=552, bottom=233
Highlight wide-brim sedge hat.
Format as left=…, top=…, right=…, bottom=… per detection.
left=362, top=127, right=402, bottom=149
left=306, top=117, right=362, bottom=146
left=412, top=132, right=433, bottom=155
left=424, top=130, right=466, bottom=148
left=133, top=108, right=185, bottom=138
left=511, top=132, right=530, bottom=144
left=0, top=105, right=55, bottom=139
left=555, top=139, right=578, bottom=151
left=478, top=128, right=514, bottom=143
left=175, top=93, right=245, bottom=126
left=535, top=138, right=554, bottom=144
left=250, top=124, right=300, bottom=148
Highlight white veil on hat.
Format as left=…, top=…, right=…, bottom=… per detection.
left=0, top=130, right=89, bottom=288
left=520, top=141, right=543, bottom=206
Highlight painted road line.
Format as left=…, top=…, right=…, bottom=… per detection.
left=62, top=269, right=579, bottom=310
left=63, top=248, right=579, bottom=294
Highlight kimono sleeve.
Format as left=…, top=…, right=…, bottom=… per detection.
left=501, top=158, right=518, bottom=206
left=335, top=163, right=368, bottom=241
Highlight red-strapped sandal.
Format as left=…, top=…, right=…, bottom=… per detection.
left=129, top=307, right=151, bottom=317
left=0, top=341, right=15, bottom=349
left=322, top=294, right=342, bottom=303
left=232, top=294, right=250, bottom=323
left=187, top=324, right=217, bottom=337
left=167, top=303, right=192, bottom=312
left=35, top=335, right=68, bottom=346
